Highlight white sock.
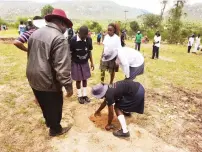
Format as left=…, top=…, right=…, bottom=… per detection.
left=77, top=89, right=82, bottom=97
left=118, top=115, right=128, bottom=133
left=83, top=87, right=87, bottom=97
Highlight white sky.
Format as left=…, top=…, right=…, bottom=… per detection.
left=3, top=0, right=202, bottom=14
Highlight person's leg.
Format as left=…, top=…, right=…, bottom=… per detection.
left=113, top=106, right=130, bottom=137
left=114, top=107, right=128, bottom=133
left=138, top=43, right=141, bottom=51
left=152, top=46, right=155, bottom=59
left=32, top=89, right=69, bottom=136
left=156, top=47, right=159, bottom=59
left=76, top=81, right=84, bottom=104
left=135, top=43, right=138, bottom=50
left=101, top=70, right=105, bottom=84
left=188, top=46, right=191, bottom=53
left=82, top=80, right=90, bottom=103
left=110, top=70, right=115, bottom=84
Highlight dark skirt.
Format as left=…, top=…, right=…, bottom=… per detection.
left=129, top=63, right=144, bottom=80
left=115, top=84, right=145, bottom=114
left=71, top=62, right=91, bottom=81
left=100, top=58, right=118, bottom=73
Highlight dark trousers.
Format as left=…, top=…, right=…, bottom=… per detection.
left=152, top=46, right=159, bottom=59
left=32, top=88, right=63, bottom=133
left=135, top=43, right=141, bottom=51
left=188, top=46, right=192, bottom=53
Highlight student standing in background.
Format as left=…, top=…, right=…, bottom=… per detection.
left=135, top=31, right=142, bottom=51
left=70, top=26, right=94, bottom=104
left=188, top=34, right=195, bottom=53
left=152, top=31, right=161, bottom=59
left=100, top=23, right=122, bottom=84
left=192, top=34, right=200, bottom=54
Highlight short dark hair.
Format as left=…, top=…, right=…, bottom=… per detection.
left=20, top=21, right=23, bottom=24
left=33, top=16, right=43, bottom=20
left=79, top=26, right=89, bottom=35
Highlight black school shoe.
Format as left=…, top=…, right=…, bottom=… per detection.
left=49, top=126, right=71, bottom=137
left=113, top=129, right=130, bottom=138
left=83, top=96, right=91, bottom=103
left=78, top=97, right=85, bottom=104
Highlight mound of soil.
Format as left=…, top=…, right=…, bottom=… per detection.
left=0, top=37, right=16, bottom=44
left=89, top=113, right=120, bottom=131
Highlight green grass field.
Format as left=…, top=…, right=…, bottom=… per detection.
left=0, top=36, right=201, bottom=152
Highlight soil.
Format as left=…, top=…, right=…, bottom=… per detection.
left=50, top=85, right=201, bottom=152
left=0, top=37, right=16, bottom=44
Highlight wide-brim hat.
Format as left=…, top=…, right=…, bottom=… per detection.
left=91, top=84, right=108, bottom=99
left=45, top=8, right=73, bottom=28
left=33, top=19, right=47, bottom=28
left=102, top=48, right=118, bottom=62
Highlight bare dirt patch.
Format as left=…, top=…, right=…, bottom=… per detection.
left=0, top=37, right=15, bottom=44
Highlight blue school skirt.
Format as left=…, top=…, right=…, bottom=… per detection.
left=115, top=84, right=145, bottom=114
left=71, top=62, right=91, bottom=81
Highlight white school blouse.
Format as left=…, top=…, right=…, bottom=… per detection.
left=103, top=34, right=122, bottom=53
left=116, top=47, right=144, bottom=78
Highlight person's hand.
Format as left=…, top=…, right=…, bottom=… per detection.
left=66, top=90, right=73, bottom=97
left=105, top=124, right=114, bottom=131
left=91, top=63, right=95, bottom=71
left=94, top=111, right=101, bottom=117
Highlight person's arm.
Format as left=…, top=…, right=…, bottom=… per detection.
left=89, top=38, right=94, bottom=71
left=105, top=105, right=114, bottom=130
left=13, top=40, right=28, bottom=52
left=89, top=52, right=94, bottom=71
left=52, top=38, right=73, bottom=97
left=94, top=99, right=107, bottom=116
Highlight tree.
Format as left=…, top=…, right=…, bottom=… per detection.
left=84, top=21, right=103, bottom=33
left=141, top=14, right=161, bottom=30
left=160, top=0, right=168, bottom=20
left=41, top=5, right=54, bottom=17
left=130, top=21, right=140, bottom=33
left=166, top=0, right=186, bottom=44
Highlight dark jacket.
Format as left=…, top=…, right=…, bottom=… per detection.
left=27, top=23, right=72, bottom=92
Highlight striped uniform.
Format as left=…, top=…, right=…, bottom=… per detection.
left=17, top=29, right=36, bottom=43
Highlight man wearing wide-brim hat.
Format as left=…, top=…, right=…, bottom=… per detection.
left=27, top=8, right=73, bottom=136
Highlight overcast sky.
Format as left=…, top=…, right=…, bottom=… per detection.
left=3, top=0, right=202, bottom=14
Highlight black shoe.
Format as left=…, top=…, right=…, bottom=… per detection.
left=122, top=111, right=132, bottom=117
left=83, top=96, right=91, bottom=103
left=78, top=97, right=85, bottom=104
left=49, top=126, right=71, bottom=137
left=113, top=129, right=130, bottom=138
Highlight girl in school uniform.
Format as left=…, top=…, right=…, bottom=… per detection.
left=92, top=80, right=145, bottom=138
left=70, top=26, right=94, bottom=104
left=100, top=23, right=122, bottom=84
left=102, top=47, right=144, bottom=80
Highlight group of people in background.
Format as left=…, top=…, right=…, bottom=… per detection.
left=18, top=19, right=36, bottom=35
left=188, top=34, right=201, bottom=54
left=13, top=8, right=148, bottom=138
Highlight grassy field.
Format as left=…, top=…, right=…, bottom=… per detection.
left=0, top=36, right=202, bottom=152
left=0, top=28, right=19, bottom=37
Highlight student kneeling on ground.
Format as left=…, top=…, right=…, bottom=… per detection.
left=92, top=80, right=145, bottom=138
left=102, top=47, right=144, bottom=80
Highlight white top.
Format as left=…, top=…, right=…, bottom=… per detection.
left=154, top=35, right=161, bottom=47
left=116, top=47, right=144, bottom=78
left=188, top=37, right=194, bottom=46
left=195, top=37, right=201, bottom=46
left=103, top=34, right=122, bottom=53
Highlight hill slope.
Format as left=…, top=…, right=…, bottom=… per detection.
left=0, top=0, right=148, bottom=21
